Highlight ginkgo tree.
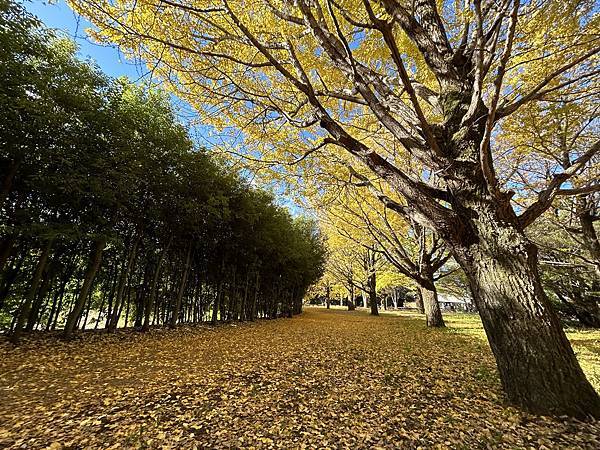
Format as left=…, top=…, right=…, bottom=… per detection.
left=497, top=91, right=599, bottom=327
left=70, top=0, right=600, bottom=416
left=317, top=181, right=449, bottom=325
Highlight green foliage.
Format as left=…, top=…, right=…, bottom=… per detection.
left=0, top=1, right=325, bottom=332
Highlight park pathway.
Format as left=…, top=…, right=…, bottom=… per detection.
left=1, top=308, right=598, bottom=449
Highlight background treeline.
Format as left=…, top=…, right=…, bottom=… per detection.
left=0, top=0, right=326, bottom=343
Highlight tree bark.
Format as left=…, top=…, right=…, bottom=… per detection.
left=10, top=239, right=53, bottom=344
left=63, top=238, right=106, bottom=339
left=415, top=289, right=425, bottom=314
left=453, top=218, right=600, bottom=418
left=418, top=263, right=445, bottom=327
left=347, top=284, right=356, bottom=311
left=418, top=284, right=445, bottom=327
left=368, top=270, right=379, bottom=316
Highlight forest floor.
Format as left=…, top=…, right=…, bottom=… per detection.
left=1, top=308, right=599, bottom=449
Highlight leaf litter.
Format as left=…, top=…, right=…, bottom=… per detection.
left=0, top=308, right=598, bottom=449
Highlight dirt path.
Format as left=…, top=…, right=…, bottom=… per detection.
left=1, top=309, right=598, bottom=449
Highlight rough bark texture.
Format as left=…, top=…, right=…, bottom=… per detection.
left=452, top=211, right=600, bottom=418
left=419, top=284, right=445, bottom=327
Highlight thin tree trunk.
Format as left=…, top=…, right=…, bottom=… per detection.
left=0, top=235, right=15, bottom=274
left=0, top=248, right=25, bottom=310
left=251, top=271, right=259, bottom=321
left=80, top=287, right=94, bottom=330
left=142, top=236, right=172, bottom=332
left=26, top=266, right=52, bottom=331
left=11, top=239, right=53, bottom=344
left=368, top=270, right=378, bottom=316
left=63, top=238, right=105, bottom=339
left=108, top=236, right=140, bottom=333
left=239, top=270, right=249, bottom=321
left=212, top=277, right=224, bottom=325
left=46, top=280, right=62, bottom=331
left=49, top=272, right=70, bottom=331
left=169, top=243, right=192, bottom=329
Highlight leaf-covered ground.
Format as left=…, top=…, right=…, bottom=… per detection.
left=1, top=308, right=599, bottom=449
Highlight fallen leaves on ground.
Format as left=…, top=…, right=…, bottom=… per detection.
left=1, top=308, right=599, bottom=449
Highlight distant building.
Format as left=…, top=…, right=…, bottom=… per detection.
left=437, top=293, right=474, bottom=312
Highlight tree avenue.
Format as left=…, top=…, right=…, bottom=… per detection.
left=0, top=1, right=326, bottom=344
left=317, top=185, right=449, bottom=326
left=67, top=0, right=600, bottom=416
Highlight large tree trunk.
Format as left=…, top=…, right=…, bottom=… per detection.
left=452, top=213, right=600, bottom=418
left=347, top=284, right=355, bottom=311
left=415, top=289, right=425, bottom=314
left=63, top=238, right=106, bottom=339
left=417, top=262, right=445, bottom=327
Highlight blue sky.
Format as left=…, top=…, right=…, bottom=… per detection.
left=26, top=0, right=144, bottom=79
left=25, top=1, right=222, bottom=146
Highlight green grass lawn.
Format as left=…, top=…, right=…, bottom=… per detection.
left=383, top=309, right=600, bottom=392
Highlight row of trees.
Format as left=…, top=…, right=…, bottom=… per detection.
left=315, top=184, right=453, bottom=327
left=315, top=166, right=598, bottom=329
left=0, top=0, right=326, bottom=344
